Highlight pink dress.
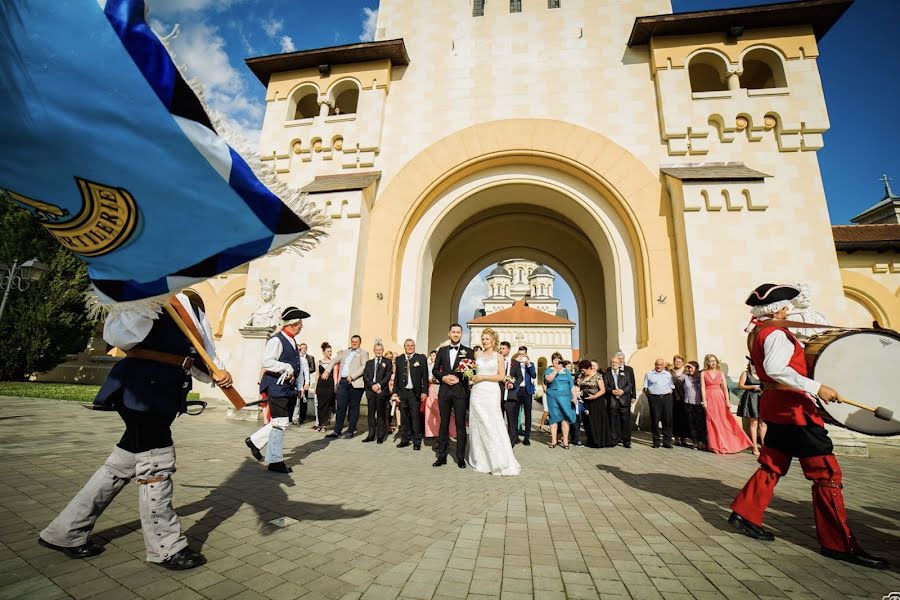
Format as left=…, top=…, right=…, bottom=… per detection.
left=703, top=370, right=751, bottom=454
left=424, top=364, right=457, bottom=439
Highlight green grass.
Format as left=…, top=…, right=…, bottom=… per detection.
left=0, top=382, right=200, bottom=402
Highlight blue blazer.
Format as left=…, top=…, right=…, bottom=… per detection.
left=517, top=361, right=536, bottom=395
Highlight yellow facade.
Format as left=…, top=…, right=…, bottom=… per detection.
left=187, top=0, right=895, bottom=403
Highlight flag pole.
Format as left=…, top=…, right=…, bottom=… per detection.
left=162, top=303, right=246, bottom=410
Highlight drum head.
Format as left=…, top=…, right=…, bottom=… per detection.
left=810, top=330, right=900, bottom=436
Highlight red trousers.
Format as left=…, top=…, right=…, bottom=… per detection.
left=730, top=446, right=858, bottom=553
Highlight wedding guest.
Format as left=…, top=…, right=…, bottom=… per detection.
left=432, top=324, right=472, bottom=468
left=324, top=335, right=369, bottom=439
left=503, top=344, right=536, bottom=446
left=313, top=342, right=336, bottom=432
left=362, top=340, right=393, bottom=444
left=703, top=354, right=751, bottom=454
left=291, top=343, right=316, bottom=426
left=671, top=355, right=690, bottom=446
left=604, top=355, right=633, bottom=448
left=615, top=350, right=637, bottom=433
left=544, top=352, right=575, bottom=449
left=682, top=361, right=707, bottom=450
left=643, top=358, right=675, bottom=448
left=578, top=360, right=610, bottom=448
left=738, top=360, right=766, bottom=456
left=394, top=339, right=428, bottom=450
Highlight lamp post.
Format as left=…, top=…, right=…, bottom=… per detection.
left=0, top=258, right=49, bottom=323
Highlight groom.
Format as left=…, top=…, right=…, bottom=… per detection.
left=432, top=323, right=472, bottom=468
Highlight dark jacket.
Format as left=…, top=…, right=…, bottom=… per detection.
left=432, top=345, right=472, bottom=399
left=363, top=356, right=393, bottom=398
left=95, top=311, right=197, bottom=418
left=395, top=352, right=428, bottom=396
left=603, top=368, right=634, bottom=408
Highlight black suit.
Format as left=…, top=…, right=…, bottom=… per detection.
left=432, top=344, right=472, bottom=462
left=604, top=368, right=634, bottom=446
left=395, top=352, right=428, bottom=444
left=499, top=357, right=530, bottom=444
left=363, top=357, right=393, bottom=442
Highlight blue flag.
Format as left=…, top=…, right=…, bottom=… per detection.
left=0, top=0, right=322, bottom=304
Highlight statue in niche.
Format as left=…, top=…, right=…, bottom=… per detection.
left=787, top=282, right=829, bottom=342
left=246, top=278, right=281, bottom=329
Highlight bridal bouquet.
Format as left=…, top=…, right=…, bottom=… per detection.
left=457, top=358, right=477, bottom=383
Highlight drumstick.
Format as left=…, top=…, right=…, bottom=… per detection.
left=834, top=393, right=894, bottom=422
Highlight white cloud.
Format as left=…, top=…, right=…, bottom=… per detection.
left=151, top=18, right=264, bottom=142
left=279, top=35, right=295, bottom=53
left=359, top=7, right=378, bottom=42
left=148, top=0, right=244, bottom=18
left=261, top=17, right=283, bottom=38
left=458, top=275, right=488, bottom=323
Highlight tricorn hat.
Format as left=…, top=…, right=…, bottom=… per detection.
left=745, top=284, right=799, bottom=317
left=281, top=306, right=310, bottom=324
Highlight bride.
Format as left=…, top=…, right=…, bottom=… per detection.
left=467, top=328, right=521, bottom=476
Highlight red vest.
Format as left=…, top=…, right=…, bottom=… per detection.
left=750, top=325, right=824, bottom=426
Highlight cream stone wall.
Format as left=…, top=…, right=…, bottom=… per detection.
left=837, top=252, right=900, bottom=328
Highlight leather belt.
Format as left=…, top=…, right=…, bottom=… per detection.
left=125, top=348, right=193, bottom=370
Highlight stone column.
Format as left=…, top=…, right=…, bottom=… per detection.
left=225, top=326, right=275, bottom=421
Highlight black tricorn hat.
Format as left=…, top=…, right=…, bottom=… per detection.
left=281, top=306, right=310, bottom=322
left=745, top=284, right=800, bottom=307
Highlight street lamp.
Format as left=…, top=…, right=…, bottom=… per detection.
left=0, top=258, right=49, bottom=323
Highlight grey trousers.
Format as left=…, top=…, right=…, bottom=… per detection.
left=40, top=445, right=187, bottom=563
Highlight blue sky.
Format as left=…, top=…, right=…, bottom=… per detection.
left=148, top=0, right=898, bottom=343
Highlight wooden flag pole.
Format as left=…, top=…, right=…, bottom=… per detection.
left=163, top=303, right=246, bottom=410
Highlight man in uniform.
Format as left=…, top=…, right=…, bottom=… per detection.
left=39, top=293, right=232, bottom=570
left=729, top=284, right=888, bottom=569
left=247, top=306, right=309, bottom=473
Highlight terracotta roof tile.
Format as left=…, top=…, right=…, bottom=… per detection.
left=468, top=300, right=575, bottom=326
left=832, top=224, right=900, bottom=248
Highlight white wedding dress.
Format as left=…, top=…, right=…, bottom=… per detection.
left=466, top=353, right=521, bottom=476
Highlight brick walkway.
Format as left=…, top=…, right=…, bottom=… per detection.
left=0, top=397, right=898, bottom=600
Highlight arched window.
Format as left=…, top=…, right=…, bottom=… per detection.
left=490, top=284, right=494, bottom=296
left=540, top=284, right=545, bottom=295
left=291, top=86, right=319, bottom=120
left=328, top=79, right=360, bottom=116
left=518, top=268, right=524, bottom=282
left=740, top=48, right=787, bottom=90
left=688, top=52, right=729, bottom=93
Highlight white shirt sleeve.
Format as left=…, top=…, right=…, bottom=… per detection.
left=103, top=310, right=157, bottom=350
left=762, top=329, right=821, bottom=396
left=261, top=337, right=293, bottom=374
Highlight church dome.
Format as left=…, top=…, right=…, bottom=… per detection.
left=487, top=265, right=511, bottom=278
left=528, top=265, right=553, bottom=278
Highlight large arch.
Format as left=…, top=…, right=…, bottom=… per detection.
left=358, top=119, right=684, bottom=369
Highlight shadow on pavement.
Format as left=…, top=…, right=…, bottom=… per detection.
left=599, top=465, right=899, bottom=572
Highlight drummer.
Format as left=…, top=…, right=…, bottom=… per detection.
left=728, top=283, right=889, bottom=570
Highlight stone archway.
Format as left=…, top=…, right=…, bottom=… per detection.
left=359, top=119, right=684, bottom=371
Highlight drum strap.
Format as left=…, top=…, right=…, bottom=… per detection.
left=756, top=319, right=855, bottom=330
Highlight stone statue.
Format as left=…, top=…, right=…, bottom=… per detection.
left=246, top=278, right=281, bottom=329
left=787, top=282, right=829, bottom=342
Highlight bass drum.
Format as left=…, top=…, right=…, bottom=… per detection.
left=805, top=329, right=900, bottom=436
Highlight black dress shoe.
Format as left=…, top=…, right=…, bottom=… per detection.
left=324, top=432, right=339, bottom=439
left=161, top=547, right=206, bottom=571
left=652, top=441, right=661, bottom=448
left=267, top=461, right=293, bottom=473
left=245, top=437, right=263, bottom=461
left=342, top=431, right=356, bottom=439
left=432, top=458, right=447, bottom=467
left=414, top=444, right=421, bottom=451
left=663, top=443, right=673, bottom=449
left=361, top=437, right=375, bottom=443
left=622, top=443, right=631, bottom=449
left=820, top=547, right=890, bottom=569
left=522, top=438, right=530, bottom=446
left=377, top=439, right=384, bottom=444
left=397, top=441, right=411, bottom=448
left=728, top=512, right=775, bottom=541
left=458, top=460, right=466, bottom=469
left=38, top=538, right=104, bottom=559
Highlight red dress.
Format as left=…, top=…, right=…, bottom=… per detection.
left=703, top=370, right=751, bottom=454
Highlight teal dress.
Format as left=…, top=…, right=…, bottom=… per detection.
left=544, top=367, right=575, bottom=424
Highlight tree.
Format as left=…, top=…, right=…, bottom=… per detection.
left=0, top=198, right=93, bottom=381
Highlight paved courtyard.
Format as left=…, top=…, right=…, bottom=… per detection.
left=0, top=397, right=898, bottom=600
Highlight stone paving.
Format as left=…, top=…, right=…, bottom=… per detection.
left=0, top=397, right=898, bottom=600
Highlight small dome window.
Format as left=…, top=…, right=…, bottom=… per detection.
left=688, top=52, right=729, bottom=93
left=740, top=48, right=787, bottom=90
